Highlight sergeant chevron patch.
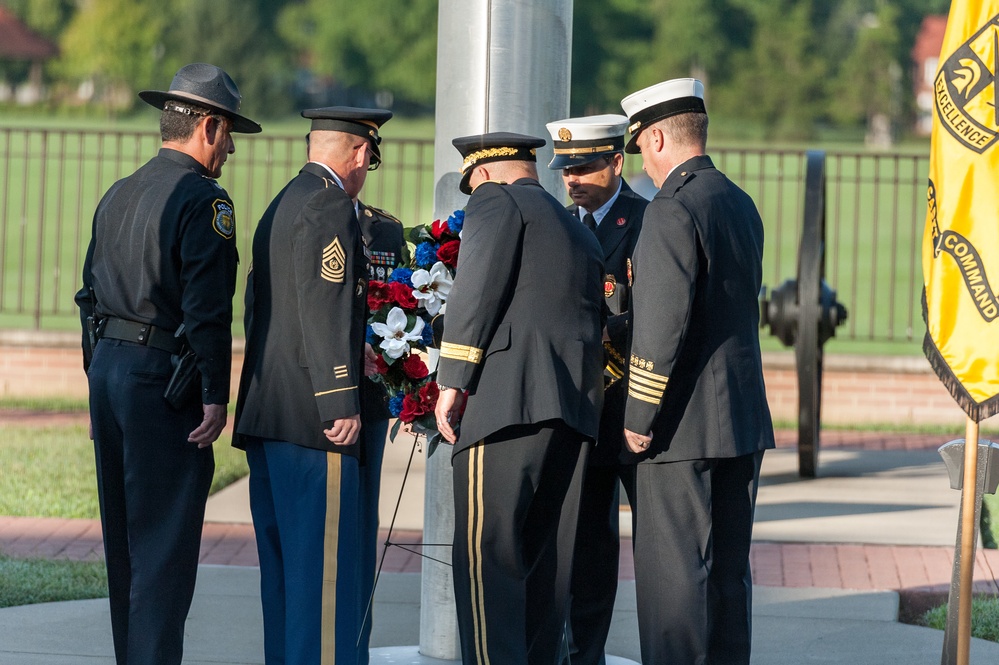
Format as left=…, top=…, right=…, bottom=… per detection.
left=322, top=237, right=346, bottom=283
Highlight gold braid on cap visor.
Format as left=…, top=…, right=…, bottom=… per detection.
left=461, top=147, right=535, bottom=173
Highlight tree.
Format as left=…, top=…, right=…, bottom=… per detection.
left=718, top=0, right=828, bottom=139
left=278, top=0, right=438, bottom=109
left=56, top=0, right=164, bottom=109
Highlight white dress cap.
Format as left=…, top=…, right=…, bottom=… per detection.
left=620, top=78, right=705, bottom=153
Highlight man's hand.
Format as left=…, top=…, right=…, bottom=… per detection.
left=624, top=428, right=652, bottom=454
left=363, top=343, right=379, bottom=377
left=189, top=403, right=227, bottom=448
left=324, top=414, right=361, bottom=446
left=435, top=387, right=466, bottom=444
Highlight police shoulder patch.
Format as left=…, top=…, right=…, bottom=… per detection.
left=212, top=199, right=236, bottom=239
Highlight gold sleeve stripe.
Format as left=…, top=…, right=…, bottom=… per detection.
left=314, top=386, right=357, bottom=397
left=334, top=365, right=349, bottom=379
left=628, top=388, right=661, bottom=404
left=440, top=341, right=484, bottom=364
left=629, top=374, right=667, bottom=394
left=630, top=364, right=668, bottom=385
left=628, top=381, right=664, bottom=399
left=606, top=361, right=624, bottom=380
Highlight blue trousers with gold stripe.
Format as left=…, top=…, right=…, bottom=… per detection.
left=452, top=420, right=588, bottom=665
left=246, top=437, right=370, bottom=665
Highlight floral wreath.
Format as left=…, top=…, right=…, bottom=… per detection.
left=366, top=209, right=463, bottom=450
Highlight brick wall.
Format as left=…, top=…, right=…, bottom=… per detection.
left=0, top=332, right=974, bottom=427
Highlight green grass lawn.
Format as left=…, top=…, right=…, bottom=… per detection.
left=0, top=554, right=108, bottom=609
left=922, top=596, right=999, bottom=643
left=0, top=424, right=248, bottom=519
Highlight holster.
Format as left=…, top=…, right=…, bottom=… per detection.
left=163, top=324, right=199, bottom=409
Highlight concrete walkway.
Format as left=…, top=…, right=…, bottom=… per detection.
left=2, top=432, right=999, bottom=663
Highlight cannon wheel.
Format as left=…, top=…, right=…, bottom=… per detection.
left=796, top=151, right=826, bottom=478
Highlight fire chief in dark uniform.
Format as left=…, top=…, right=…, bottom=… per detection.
left=620, top=79, right=775, bottom=665
left=434, top=132, right=605, bottom=665
left=545, top=114, right=647, bottom=665
left=233, top=106, right=391, bottom=665
left=75, top=63, right=260, bottom=665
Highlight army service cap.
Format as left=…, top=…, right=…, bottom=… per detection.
left=620, top=78, right=705, bottom=154
left=139, top=63, right=261, bottom=134
left=545, top=114, right=628, bottom=170
left=302, top=106, right=394, bottom=168
left=452, top=132, right=546, bottom=195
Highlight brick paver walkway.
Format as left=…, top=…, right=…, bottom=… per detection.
left=2, top=422, right=998, bottom=598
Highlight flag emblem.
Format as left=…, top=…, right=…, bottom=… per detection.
left=934, top=15, right=999, bottom=153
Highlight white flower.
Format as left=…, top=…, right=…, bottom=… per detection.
left=411, top=261, right=453, bottom=316
left=370, top=307, right=426, bottom=359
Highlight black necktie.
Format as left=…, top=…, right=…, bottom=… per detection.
left=582, top=212, right=597, bottom=233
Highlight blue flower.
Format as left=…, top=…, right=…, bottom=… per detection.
left=447, top=210, right=464, bottom=233
left=366, top=325, right=379, bottom=344
left=388, top=393, right=405, bottom=417
left=420, top=321, right=435, bottom=346
left=414, top=242, right=439, bottom=268
left=389, top=267, right=413, bottom=286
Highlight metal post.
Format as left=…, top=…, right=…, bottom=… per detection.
left=422, top=0, right=572, bottom=659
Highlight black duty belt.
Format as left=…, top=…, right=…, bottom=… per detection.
left=101, top=317, right=184, bottom=355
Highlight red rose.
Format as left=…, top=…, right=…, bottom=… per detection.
left=388, top=281, right=418, bottom=309
left=430, top=219, right=448, bottom=240
left=374, top=355, right=390, bottom=375
left=367, top=281, right=393, bottom=312
left=402, top=353, right=429, bottom=380
left=437, top=240, right=460, bottom=268
left=418, top=381, right=439, bottom=408
left=399, top=392, right=430, bottom=423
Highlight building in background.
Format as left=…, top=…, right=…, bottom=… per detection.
left=911, top=15, right=947, bottom=137
left=0, top=6, right=57, bottom=105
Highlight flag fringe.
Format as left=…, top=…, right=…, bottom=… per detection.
left=923, top=333, right=999, bottom=422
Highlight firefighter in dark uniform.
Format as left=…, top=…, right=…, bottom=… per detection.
left=433, top=132, right=605, bottom=665
left=75, top=63, right=260, bottom=665
left=620, top=79, right=775, bottom=665
left=355, top=199, right=409, bottom=650
left=233, top=106, right=391, bottom=665
left=545, top=114, right=648, bottom=665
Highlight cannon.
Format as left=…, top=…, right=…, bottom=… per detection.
left=760, top=151, right=848, bottom=477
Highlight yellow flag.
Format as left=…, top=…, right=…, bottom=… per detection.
left=923, top=1, right=999, bottom=421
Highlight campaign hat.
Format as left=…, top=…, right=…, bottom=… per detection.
left=139, top=63, right=261, bottom=134
left=452, top=132, right=546, bottom=195
left=620, top=78, right=705, bottom=154
left=544, top=114, right=628, bottom=170
left=302, top=106, right=394, bottom=169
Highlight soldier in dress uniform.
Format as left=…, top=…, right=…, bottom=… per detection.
left=545, top=114, right=648, bottom=665
left=619, top=78, right=776, bottom=665
left=75, top=63, right=260, bottom=665
left=233, top=105, right=391, bottom=665
left=433, top=132, right=605, bottom=665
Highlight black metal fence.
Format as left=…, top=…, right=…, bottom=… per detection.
left=0, top=127, right=928, bottom=346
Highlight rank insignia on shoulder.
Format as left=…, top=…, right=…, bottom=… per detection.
left=604, top=274, right=617, bottom=298
left=321, top=236, right=346, bottom=283
left=364, top=205, right=403, bottom=225
left=212, top=199, right=235, bottom=239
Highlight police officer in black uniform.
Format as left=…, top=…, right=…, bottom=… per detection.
left=434, top=132, right=605, bottom=665
left=75, top=63, right=260, bottom=665
left=620, top=78, right=775, bottom=665
left=233, top=106, right=391, bottom=665
left=545, top=114, right=648, bottom=665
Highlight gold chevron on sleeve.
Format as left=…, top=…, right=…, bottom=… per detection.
left=440, top=341, right=484, bottom=364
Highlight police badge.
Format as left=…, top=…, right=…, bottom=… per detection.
left=211, top=199, right=235, bottom=239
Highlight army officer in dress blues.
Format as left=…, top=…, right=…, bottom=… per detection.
left=434, top=132, right=605, bottom=665
left=620, top=78, right=775, bottom=665
left=233, top=106, right=391, bottom=665
left=546, top=114, right=648, bottom=665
